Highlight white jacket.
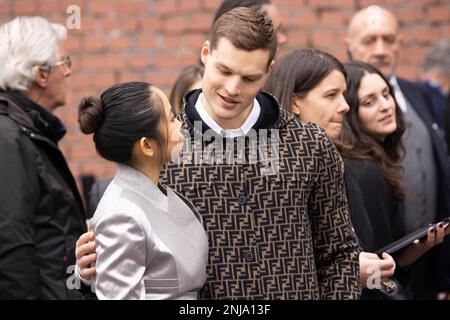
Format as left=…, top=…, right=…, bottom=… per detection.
left=92, top=164, right=208, bottom=300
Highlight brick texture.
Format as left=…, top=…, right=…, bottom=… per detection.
left=0, top=0, right=448, bottom=196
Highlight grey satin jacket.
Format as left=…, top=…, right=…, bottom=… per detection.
left=92, top=164, right=208, bottom=299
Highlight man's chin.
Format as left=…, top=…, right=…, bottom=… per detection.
left=372, top=63, right=393, bottom=78
left=56, top=100, right=66, bottom=108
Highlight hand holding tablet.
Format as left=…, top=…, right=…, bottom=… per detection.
left=376, top=217, right=450, bottom=258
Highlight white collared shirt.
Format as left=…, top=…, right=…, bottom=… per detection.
left=389, top=75, right=408, bottom=113
left=195, top=93, right=261, bottom=138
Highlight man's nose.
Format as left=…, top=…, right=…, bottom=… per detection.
left=373, top=38, right=387, bottom=56
left=225, top=77, right=240, bottom=96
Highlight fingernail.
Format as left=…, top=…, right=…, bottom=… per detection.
left=439, top=223, right=443, bottom=228
left=431, top=228, right=435, bottom=233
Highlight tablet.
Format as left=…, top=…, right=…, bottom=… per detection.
left=375, top=217, right=450, bottom=256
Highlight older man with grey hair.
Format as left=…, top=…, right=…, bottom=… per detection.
left=0, top=16, right=87, bottom=299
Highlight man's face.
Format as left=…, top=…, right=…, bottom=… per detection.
left=44, top=45, right=72, bottom=110
left=200, top=37, right=270, bottom=130
left=263, top=3, right=288, bottom=47
left=346, top=8, right=402, bottom=78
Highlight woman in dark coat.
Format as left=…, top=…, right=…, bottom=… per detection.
left=340, top=61, right=449, bottom=298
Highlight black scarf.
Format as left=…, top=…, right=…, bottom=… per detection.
left=0, top=91, right=67, bottom=143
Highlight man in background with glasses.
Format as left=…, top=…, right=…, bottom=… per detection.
left=0, top=16, right=87, bottom=299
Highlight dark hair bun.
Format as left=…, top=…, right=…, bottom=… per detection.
left=78, top=96, right=104, bottom=134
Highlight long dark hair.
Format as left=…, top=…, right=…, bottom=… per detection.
left=339, top=61, right=405, bottom=200
left=78, top=81, right=166, bottom=164
left=264, top=48, right=346, bottom=112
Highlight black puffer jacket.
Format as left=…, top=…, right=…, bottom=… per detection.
left=0, top=92, right=87, bottom=299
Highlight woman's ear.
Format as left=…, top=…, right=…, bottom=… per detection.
left=138, top=137, right=155, bottom=158
left=291, top=95, right=301, bottom=116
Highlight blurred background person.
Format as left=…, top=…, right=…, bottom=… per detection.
left=169, top=64, right=204, bottom=114
left=418, top=40, right=450, bottom=153
left=0, top=16, right=87, bottom=299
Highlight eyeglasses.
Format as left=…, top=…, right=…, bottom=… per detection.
left=39, top=55, right=72, bottom=71
left=53, top=55, right=72, bottom=69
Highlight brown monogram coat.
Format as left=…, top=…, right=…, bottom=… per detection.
left=160, top=90, right=361, bottom=299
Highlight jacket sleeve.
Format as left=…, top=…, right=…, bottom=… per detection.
left=93, top=210, right=147, bottom=300
left=309, top=131, right=362, bottom=299
left=343, top=164, right=374, bottom=251
left=0, top=131, right=41, bottom=299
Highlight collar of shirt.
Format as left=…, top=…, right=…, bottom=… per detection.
left=195, top=93, right=261, bottom=138
left=389, top=75, right=408, bottom=113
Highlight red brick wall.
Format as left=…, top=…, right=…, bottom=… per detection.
left=0, top=0, right=449, bottom=194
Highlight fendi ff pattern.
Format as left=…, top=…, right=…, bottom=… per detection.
left=161, top=93, right=361, bottom=300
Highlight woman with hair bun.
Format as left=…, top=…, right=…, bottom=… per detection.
left=77, top=81, right=208, bottom=300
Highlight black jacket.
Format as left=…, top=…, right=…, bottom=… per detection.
left=344, top=163, right=374, bottom=251
left=0, top=92, right=87, bottom=299
left=397, top=78, right=450, bottom=295
left=344, top=158, right=411, bottom=299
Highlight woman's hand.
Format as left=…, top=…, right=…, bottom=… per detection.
left=396, top=222, right=449, bottom=268
left=359, top=252, right=396, bottom=288
left=75, top=231, right=97, bottom=280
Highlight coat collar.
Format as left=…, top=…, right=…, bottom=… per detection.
left=114, top=164, right=169, bottom=213
left=0, top=91, right=67, bottom=143
left=179, top=89, right=295, bottom=135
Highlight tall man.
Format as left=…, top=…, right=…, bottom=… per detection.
left=0, top=16, right=87, bottom=299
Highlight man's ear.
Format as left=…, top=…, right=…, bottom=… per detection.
left=200, top=41, right=210, bottom=66
left=138, top=137, right=155, bottom=158
left=266, top=59, right=275, bottom=74
left=344, top=36, right=350, bottom=48
left=397, top=33, right=404, bottom=47
left=345, top=37, right=354, bottom=61
left=35, top=68, right=50, bottom=88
